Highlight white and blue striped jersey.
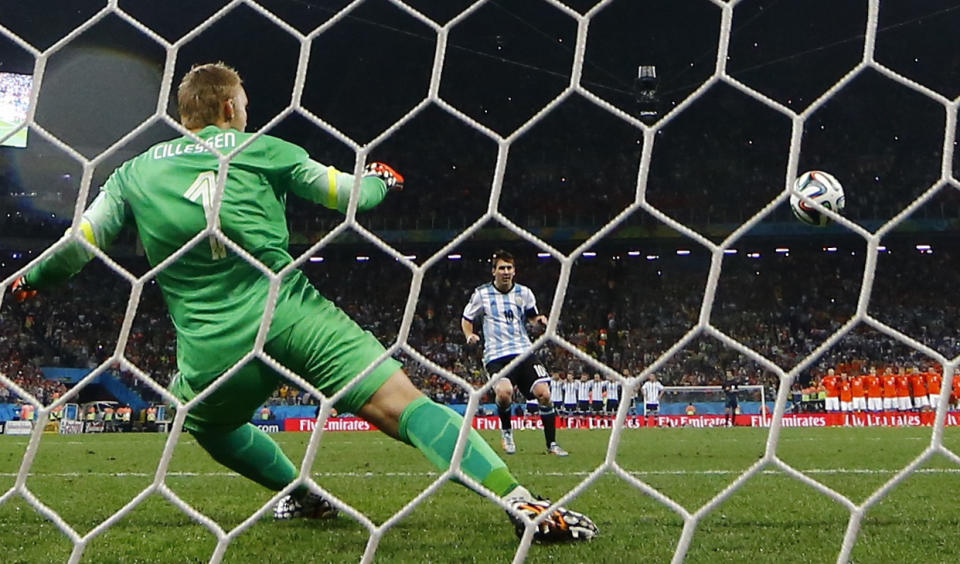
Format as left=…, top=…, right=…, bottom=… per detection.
left=641, top=380, right=665, bottom=405
left=463, top=282, right=540, bottom=365
left=590, top=380, right=605, bottom=402
left=606, top=380, right=620, bottom=401
left=578, top=379, right=592, bottom=402
left=550, top=378, right=563, bottom=402
left=562, top=380, right=578, bottom=405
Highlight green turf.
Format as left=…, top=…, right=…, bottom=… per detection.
left=0, top=119, right=28, bottom=147
left=0, top=426, right=958, bottom=563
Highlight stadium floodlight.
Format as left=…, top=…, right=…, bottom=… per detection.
left=627, top=250, right=641, bottom=256
left=537, top=252, right=550, bottom=258
left=775, top=247, right=789, bottom=254
left=634, top=64, right=659, bottom=119
left=447, top=254, right=462, bottom=260
left=915, top=244, right=931, bottom=251
left=356, top=255, right=370, bottom=262
left=676, top=249, right=691, bottom=255
left=582, top=251, right=597, bottom=257
left=824, top=247, right=838, bottom=252
left=308, top=256, right=324, bottom=263
left=747, top=252, right=761, bottom=258
left=723, top=249, right=738, bottom=255
left=645, top=254, right=659, bottom=261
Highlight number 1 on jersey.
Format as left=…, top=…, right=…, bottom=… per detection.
left=183, top=171, right=227, bottom=259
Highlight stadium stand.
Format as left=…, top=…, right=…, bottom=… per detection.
left=3, top=240, right=956, bottom=413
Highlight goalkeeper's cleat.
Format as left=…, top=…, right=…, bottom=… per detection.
left=547, top=442, right=568, bottom=457
left=501, top=430, right=516, bottom=455
left=364, top=162, right=404, bottom=192
left=273, top=492, right=339, bottom=521
left=10, top=276, right=37, bottom=303
left=504, top=489, right=598, bottom=542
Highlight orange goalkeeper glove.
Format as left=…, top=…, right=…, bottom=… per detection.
left=364, top=162, right=404, bottom=192
left=10, top=276, right=37, bottom=303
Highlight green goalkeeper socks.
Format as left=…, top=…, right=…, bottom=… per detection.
left=192, top=399, right=521, bottom=499
left=192, top=423, right=300, bottom=493
left=399, top=396, right=519, bottom=497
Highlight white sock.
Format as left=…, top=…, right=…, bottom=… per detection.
left=505, top=485, right=533, bottom=501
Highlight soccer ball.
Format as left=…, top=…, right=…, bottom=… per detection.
left=789, top=170, right=845, bottom=227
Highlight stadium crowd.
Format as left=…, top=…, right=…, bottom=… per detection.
left=2, top=240, right=958, bottom=412
left=0, top=71, right=31, bottom=123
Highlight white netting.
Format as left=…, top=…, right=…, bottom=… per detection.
left=1, top=0, right=958, bottom=563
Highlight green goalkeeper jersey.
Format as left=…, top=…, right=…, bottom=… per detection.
left=25, top=125, right=389, bottom=385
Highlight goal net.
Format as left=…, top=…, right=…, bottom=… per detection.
left=1, top=0, right=958, bottom=563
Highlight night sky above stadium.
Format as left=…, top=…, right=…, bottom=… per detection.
left=1, top=1, right=957, bottom=145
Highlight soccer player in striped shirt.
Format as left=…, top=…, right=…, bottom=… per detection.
left=10, top=63, right=595, bottom=541
left=590, top=373, right=604, bottom=414
left=562, top=373, right=578, bottom=415
left=605, top=375, right=620, bottom=415
left=577, top=373, right=592, bottom=414
left=640, top=373, right=665, bottom=427
left=550, top=372, right=564, bottom=413
left=462, top=250, right=568, bottom=456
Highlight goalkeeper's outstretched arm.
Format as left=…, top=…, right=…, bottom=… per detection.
left=21, top=187, right=129, bottom=291
left=289, top=160, right=403, bottom=214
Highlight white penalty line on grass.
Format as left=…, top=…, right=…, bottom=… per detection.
left=4, top=468, right=960, bottom=479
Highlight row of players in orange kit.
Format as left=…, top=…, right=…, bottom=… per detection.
left=818, top=366, right=960, bottom=413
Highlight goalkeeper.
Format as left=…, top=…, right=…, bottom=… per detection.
left=9, top=63, right=596, bottom=542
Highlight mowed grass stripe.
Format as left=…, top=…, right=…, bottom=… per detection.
left=3, top=467, right=960, bottom=479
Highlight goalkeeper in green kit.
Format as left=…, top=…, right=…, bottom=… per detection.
left=9, top=62, right=596, bottom=542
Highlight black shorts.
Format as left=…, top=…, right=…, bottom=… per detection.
left=645, top=403, right=660, bottom=413
left=485, top=354, right=551, bottom=401
left=725, top=399, right=739, bottom=409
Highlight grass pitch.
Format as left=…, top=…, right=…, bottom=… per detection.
left=0, top=118, right=28, bottom=147
left=1, top=425, right=958, bottom=563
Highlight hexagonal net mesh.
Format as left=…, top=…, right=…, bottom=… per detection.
left=1, top=0, right=958, bottom=563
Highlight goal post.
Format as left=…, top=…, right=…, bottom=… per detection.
left=659, top=385, right=767, bottom=415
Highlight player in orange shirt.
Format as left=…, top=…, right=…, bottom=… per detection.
left=952, top=370, right=960, bottom=411
left=821, top=368, right=840, bottom=412
left=895, top=369, right=912, bottom=412
left=864, top=367, right=882, bottom=412
left=925, top=369, right=942, bottom=411
left=881, top=368, right=898, bottom=411
left=908, top=367, right=929, bottom=412
left=850, top=372, right=866, bottom=413
left=838, top=373, right=854, bottom=413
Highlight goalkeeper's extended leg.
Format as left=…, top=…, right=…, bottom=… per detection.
left=169, top=365, right=337, bottom=522
left=190, top=423, right=338, bottom=520
left=192, top=423, right=299, bottom=491
left=357, top=371, right=597, bottom=541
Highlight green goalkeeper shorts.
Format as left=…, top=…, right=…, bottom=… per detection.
left=169, top=293, right=402, bottom=433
